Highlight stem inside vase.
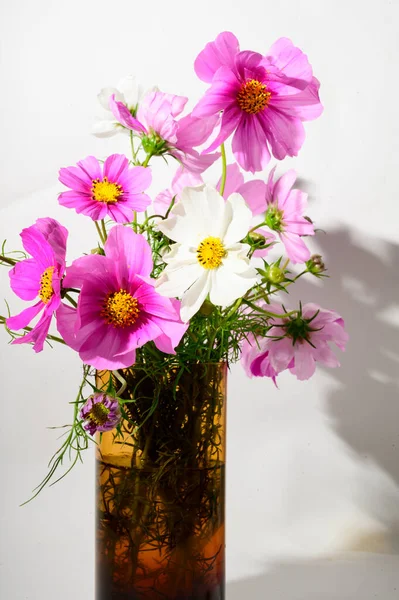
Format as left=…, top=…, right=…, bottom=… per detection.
left=96, top=362, right=226, bottom=600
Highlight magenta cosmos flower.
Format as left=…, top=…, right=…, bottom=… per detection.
left=58, top=154, right=151, bottom=223
left=80, top=393, right=121, bottom=436
left=56, top=225, right=187, bottom=369
left=6, top=218, right=68, bottom=352
left=242, top=166, right=314, bottom=263
left=241, top=303, right=348, bottom=381
left=193, top=32, right=323, bottom=173
left=109, top=90, right=220, bottom=173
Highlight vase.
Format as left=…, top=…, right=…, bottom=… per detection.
left=95, top=362, right=227, bottom=600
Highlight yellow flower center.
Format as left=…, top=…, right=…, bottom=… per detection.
left=236, top=79, right=271, bottom=114
left=89, top=401, right=110, bottom=425
left=101, top=289, right=140, bottom=328
left=91, top=177, right=123, bottom=204
left=197, top=237, right=226, bottom=270
left=39, top=266, right=55, bottom=304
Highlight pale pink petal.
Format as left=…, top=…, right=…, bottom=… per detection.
left=194, top=31, right=240, bottom=83
left=232, top=115, right=270, bottom=173
left=237, top=180, right=267, bottom=215
left=266, top=38, right=313, bottom=88
left=216, top=163, right=245, bottom=199
left=271, top=78, right=323, bottom=120
left=279, top=231, right=310, bottom=263
left=259, top=109, right=305, bottom=160
left=273, top=169, right=297, bottom=206
left=269, top=337, right=295, bottom=372
left=293, top=342, right=316, bottom=380
left=203, top=105, right=242, bottom=153
left=193, top=67, right=240, bottom=118
left=282, top=189, right=308, bottom=217
left=176, top=113, right=220, bottom=149
left=109, top=95, right=147, bottom=133
left=172, top=167, right=203, bottom=197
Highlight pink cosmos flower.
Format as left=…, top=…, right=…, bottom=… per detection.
left=193, top=32, right=323, bottom=173
left=58, top=154, right=151, bottom=223
left=243, top=166, right=314, bottom=263
left=56, top=225, right=187, bottom=370
left=6, top=218, right=68, bottom=352
left=109, top=90, right=220, bottom=173
left=80, top=393, right=121, bottom=436
left=241, top=303, right=348, bottom=381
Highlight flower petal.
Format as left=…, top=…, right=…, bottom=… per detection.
left=222, top=193, right=253, bottom=246
left=104, top=225, right=153, bottom=281
left=180, top=271, right=211, bottom=322
left=9, top=259, right=41, bottom=301
left=293, top=342, right=316, bottom=380
left=232, top=114, right=271, bottom=173
left=194, top=31, right=240, bottom=83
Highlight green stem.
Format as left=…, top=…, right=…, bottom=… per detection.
left=225, top=297, right=242, bottom=320
left=94, top=221, right=105, bottom=245
left=64, top=293, right=77, bottom=308
left=248, top=221, right=266, bottom=234
left=142, top=153, right=152, bottom=168
left=242, top=299, right=298, bottom=319
left=130, top=130, right=136, bottom=163
left=0, top=315, right=66, bottom=345
left=101, top=219, right=107, bottom=242
left=0, top=254, right=17, bottom=266
left=219, top=143, right=227, bottom=196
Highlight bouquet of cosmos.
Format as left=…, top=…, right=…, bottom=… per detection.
left=0, top=32, right=348, bottom=498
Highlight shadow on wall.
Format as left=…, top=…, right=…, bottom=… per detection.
left=290, top=226, right=399, bottom=547
left=227, top=553, right=399, bottom=600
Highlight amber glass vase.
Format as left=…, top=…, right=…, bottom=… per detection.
left=95, top=362, right=226, bottom=600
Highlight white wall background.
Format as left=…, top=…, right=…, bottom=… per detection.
left=1, top=0, right=399, bottom=598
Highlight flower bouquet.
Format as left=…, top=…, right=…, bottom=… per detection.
left=1, top=32, right=348, bottom=600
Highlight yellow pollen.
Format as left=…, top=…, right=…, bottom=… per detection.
left=89, top=402, right=110, bottom=425
left=39, top=266, right=55, bottom=304
left=197, top=237, right=226, bottom=270
left=101, top=289, right=140, bottom=328
left=91, top=177, right=123, bottom=204
left=236, top=79, right=271, bottom=114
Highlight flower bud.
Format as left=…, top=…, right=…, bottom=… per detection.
left=90, top=246, right=105, bottom=255
left=306, top=254, right=326, bottom=274
left=248, top=232, right=266, bottom=246
left=199, top=299, right=214, bottom=316
left=265, top=265, right=285, bottom=284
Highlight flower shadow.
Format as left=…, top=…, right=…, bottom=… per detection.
left=287, top=226, right=399, bottom=540
left=227, top=553, right=399, bottom=599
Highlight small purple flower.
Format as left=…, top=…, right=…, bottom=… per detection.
left=80, top=393, right=121, bottom=435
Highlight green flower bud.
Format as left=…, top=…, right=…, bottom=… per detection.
left=265, top=265, right=285, bottom=284
left=248, top=232, right=266, bottom=246
left=90, top=246, right=105, bottom=255
left=199, top=299, right=214, bottom=316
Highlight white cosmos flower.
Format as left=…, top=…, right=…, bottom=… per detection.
left=92, top=75, right=155, bottom=138
left=156, top=184, right=258, bottom=322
